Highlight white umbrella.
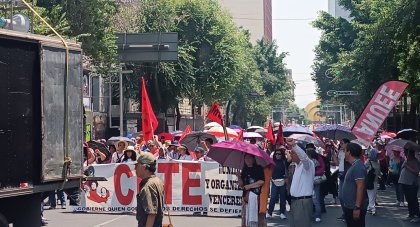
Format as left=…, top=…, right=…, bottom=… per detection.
left=246, top=126, right=264, bottom=132
left=243, top=132, right=263, bottom=138
left=204, top=122, right=222, bottom=130
left=207, top=126, right=239, bottom=139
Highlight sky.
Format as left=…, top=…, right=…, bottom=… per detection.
left=272, top=0, right=328, bottom=108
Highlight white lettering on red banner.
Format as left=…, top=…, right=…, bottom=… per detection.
left=352, top=80, right=408, bottom=146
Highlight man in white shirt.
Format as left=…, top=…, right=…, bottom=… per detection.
left=287, top=138, right=315, bottom=227
left=112, top=140, right=127, bottom=163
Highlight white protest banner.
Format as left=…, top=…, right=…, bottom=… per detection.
left=72, top=161, right=243, bottom=216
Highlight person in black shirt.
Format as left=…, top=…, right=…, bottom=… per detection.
left=267, top=147, right=289, bottom=219
left=237, top=154, right=265, bottom=227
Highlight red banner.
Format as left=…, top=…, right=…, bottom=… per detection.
left=266, top=120, right=275, bottom=145
left=178, top=124, right=192, bottom=144
left=352, top=80, right=408, bottom=146
left=276, top=121, right=284, bottom=146
left=141, top=77, right=158, bottom=141
left=206, top=101, right=223, bottom=126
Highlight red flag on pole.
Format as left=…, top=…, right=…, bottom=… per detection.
left=178, top=124, right=192, bottom=144
left=266, top=120, right=275, bottom=145
left=276, top=122, right=284, bottom=145
left=238, top=129, right=244, bottom=141
left=206, top=101, right=223, bottom=126
left=141, top=77, right=158, bottom=142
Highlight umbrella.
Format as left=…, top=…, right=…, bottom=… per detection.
left=397, top=129, right=418, bottom=139
left=255, top=128, right=267, bottom=137
left=157, top=132, right=174, bottom=141
left=87, top=140, right=111, bottom=157
left=207, top=126, right=239, bottom=140
left=385, top=144, right=405, bottom=159
left=381, top=131, right=397, bottom=138
left=107, top=136, right=135, bottom=146
left=280, top=125, right=313, bottom=137
left=204, top=122, right=222, bottom=130
left=314, top=125, right=356, bottom=141
left=288, top=134, right=324, bottom=148
left=179, top=132, right=217, bottom=151
left=243, top=132, right=263, bottom=138
left=228, top=125, right=242, bottom=130
left=246, top=126, right=264, bottom=132
left=208, top=141, right=275, bottom=169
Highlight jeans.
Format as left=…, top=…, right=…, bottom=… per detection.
left=343, top=207, right=366, bottom=227
left=392, top=174, right=404, bottom=202
left=402, top=184, right=420, bottom=217
left=268, top=182, right=287, bottom=215
left=49, top=190, right=65, bottom=208
left=313, top=183, right=322, bottom=218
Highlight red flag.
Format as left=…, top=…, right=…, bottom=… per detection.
left=276, top=122, right=284, bottom=145
left=352, top=80, right=408, bottom=147
left=266, top=120, right=275, bottom=145
left=178, top=124, right=192, bottom=144
left=141, top=77, right=158, bottom=141
left=206, top=101, right=223, bottom=126
left=238, top=129, right=244, bottom=141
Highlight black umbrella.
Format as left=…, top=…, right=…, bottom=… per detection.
left=397, top=129, right=418, bottom=140
left=87, top=140, right=111, bottom=157
left=314, top=125, right=356, bottom=141
left=180, top=132, right=217, bottom=151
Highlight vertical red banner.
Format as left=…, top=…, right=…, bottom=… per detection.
left=352, top=80, right=408, bottom=146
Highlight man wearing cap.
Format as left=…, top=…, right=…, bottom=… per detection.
left=168, top=141, right=180, bottom=160
left=194, top=147, right=207, bottom=161
left=178, top=144, right=193, bottom=161
left=135, top=152, right=164, bottom=227
left=112, top=140, right=127, bottom=163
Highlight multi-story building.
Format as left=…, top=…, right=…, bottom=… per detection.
left=328, top=0, right=351, bottom=20
left=219, top=0, right=272, bottom=43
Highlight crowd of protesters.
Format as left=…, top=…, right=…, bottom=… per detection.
left=44, top=125, right=420, bottom=227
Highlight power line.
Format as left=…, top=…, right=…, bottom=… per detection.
left=232, top=17, right=315, bottom=21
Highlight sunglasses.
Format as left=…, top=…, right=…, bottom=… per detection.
left=275, top=153, right=281, bottom=155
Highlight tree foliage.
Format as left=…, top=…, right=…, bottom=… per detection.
left=312, top=0, right=420, bottom=116
left=33, top=0, right=118, bottom=71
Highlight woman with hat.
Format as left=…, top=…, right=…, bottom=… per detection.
left=178, top=144, right=193, bottom=160
left=112, top=140, right=128, bottom=163
left=122, top=146, right=137, bottom=163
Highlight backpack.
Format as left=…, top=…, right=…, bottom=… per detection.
left=366, top=161, right=376, bottom=190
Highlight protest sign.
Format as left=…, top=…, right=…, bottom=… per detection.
left=72, top=161, right=242, bottom=216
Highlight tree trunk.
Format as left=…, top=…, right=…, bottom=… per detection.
left=225, top=100, right=232, bottom=126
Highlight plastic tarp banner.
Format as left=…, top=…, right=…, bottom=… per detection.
left=72, top=161, right=242, bottom=215
left=352, top=80, right=409, bottom=146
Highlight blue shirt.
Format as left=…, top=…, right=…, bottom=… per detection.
left=341, top=159, right=368, bottom=209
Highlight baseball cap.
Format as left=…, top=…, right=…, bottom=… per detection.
left=135, top=152, right=156, bottom=165
left=178, top=144, right=188, bottom=150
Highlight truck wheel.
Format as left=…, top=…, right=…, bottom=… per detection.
left=0, top=213, right=8, bottom=227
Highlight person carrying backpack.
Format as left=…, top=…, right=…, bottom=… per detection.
left=365, top=148, right=381, bottom=215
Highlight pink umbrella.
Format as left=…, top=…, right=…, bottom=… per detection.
left=208, top=141, right=275, bottom=169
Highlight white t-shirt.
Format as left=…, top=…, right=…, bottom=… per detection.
left=290, top=146, right=315, bottom=197
left=179, top=154, right=193, bottom=161
left=338, top=149, right=345, bottom=172
left=111, top=152, right=124, bottom=163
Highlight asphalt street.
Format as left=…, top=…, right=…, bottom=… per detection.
left=44, top=186, right=419, bottom=227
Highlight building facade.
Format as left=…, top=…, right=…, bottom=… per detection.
left=328, top=0, right=351, bottom=20
left=219, top=0, right=272, bottom=43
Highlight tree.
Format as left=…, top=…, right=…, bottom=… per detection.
left=312, top=0, right=420, bottom=123
left=115, top=0, right=251, bottom=118
left=33, top=0, right=118, bottom=71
